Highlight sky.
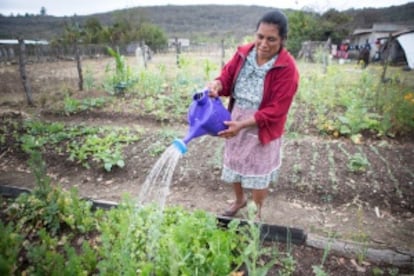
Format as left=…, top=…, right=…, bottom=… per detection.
left=0, top=0, right=412, bottom=17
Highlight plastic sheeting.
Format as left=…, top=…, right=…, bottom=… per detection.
left=397, top=32, right=414, bottom=69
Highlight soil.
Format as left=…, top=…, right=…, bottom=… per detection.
left=1, top=57, right=413, bottom=275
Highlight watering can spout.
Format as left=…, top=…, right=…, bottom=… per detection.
left=172, top=138, right=187, bottom=154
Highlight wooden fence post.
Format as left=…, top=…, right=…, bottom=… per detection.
left=380, top=33, right=392, bottom=83
left=175, top=37, right=181, bottom=68
left=18, top=38, right=34, bottom=106
left=140, top=41, right=147, bottom=69
left=74, top=41, right=83, bottom=91
left=323, top=36, right=331, bottom=74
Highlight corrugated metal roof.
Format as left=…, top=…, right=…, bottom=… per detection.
left=352, top=23, right=413, bottom=36
left=372, top=23, right=410, bottom=32
left=352, top=29, right=372, bottom=35
left=377, top=29, right=414, bottom=39
left=0, top=39, right=48, bottom=45
left=392, top=29, right=414, bottom=37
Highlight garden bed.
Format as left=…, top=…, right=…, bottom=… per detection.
left=1, top=55, right=413, bottom=274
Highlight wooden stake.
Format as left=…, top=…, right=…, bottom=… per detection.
left=18, top=38, right=34, bottom=106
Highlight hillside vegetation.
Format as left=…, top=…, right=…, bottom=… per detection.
left=1, top=3, right=414, bottom=42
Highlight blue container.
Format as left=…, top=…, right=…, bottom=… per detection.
left=173, top=89, right=231, bottom=154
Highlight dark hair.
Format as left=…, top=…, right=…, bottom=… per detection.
left=256, top=10, right=288, bottom=39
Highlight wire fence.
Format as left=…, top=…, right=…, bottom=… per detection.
left=0, top=41, right=229, bottom=64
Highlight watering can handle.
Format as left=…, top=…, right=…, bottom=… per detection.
left=202, top=88, right=209, bottom=97
left=193, top=89, right=215, bottom=104
left=202, top=88, right=220, bottom=100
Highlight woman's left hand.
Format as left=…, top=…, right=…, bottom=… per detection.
left=218, top=121, right=242, bottom=139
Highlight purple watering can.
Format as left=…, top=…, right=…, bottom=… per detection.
left=173, top=89, right=231, bottom=154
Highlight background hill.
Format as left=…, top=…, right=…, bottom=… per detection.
left=1, top=3, right=414, bottom=42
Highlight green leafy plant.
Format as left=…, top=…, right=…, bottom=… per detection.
left=14, top=120, right=139, bottom=171
left=7, top=173, right=95, bottom=236
left=22, top=228, right=98, bottom=275
left=347, top=152, right=370, bottom=173
left=64, top=95, right=106, bottom=115
left=203, top=58, right=218, bottom=81
left=238, top=203, right=279, bottom=276
left=24, top=228, right=66, bottom=274
left=63, top=94, right=81, bottom=115
left=68, top=128, right=139, bottom=171
left=297, top=63, right=414, bottom=138
left=312, top=236, right=334, bottom=276
left=83, top=66, right=96, bottom=90
left=354, top=207, right=369, bottom=264
left=337, top=100, right=381, bottom=136
left=0, top=220, right=22, bottom=275
left=2, top=152, right=98, bottom=275
left=105, top=46, right=138, bottom=95
left=279, top=254, right=297, bottom=276
left=97, top=201, right=249, bottom=275
left=145, top=129, right=181, bottom=157
left=2, top=170, right=267, bottom=275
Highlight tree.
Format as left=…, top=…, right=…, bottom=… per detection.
left=61, top=21, right=83, bottom=44
left=110, top=9, right=167, bottom=49
left=83, top=17, right=103, bottom=44
left=287, top=11, right=321, bottom=56
left=320, top=9, right=352, bottom=44
left=111, top=10, right=139, bottom=44
left=40, top=6, right=46, bottom=16
left=286, top=9, right=353, bottom=57
left=138, top=23, right=167, bottom=52
left=52, top=8, right=168, bottom=55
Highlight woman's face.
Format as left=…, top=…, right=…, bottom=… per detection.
left=255, top=22, right=283, bottom=63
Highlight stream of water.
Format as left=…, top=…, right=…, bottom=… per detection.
left=122, top=144, right=183, bottom=263
left=137, top=144, right=183, bottom=210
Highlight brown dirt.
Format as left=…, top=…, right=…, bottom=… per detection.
left=1, top=58, right=413, bottom=274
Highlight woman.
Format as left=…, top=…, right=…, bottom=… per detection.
left=208, top=9, right=299, bottom=219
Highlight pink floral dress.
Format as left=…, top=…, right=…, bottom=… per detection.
left=221, top=48, right=282, bottom=189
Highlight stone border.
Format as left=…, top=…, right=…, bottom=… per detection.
left=306, top=233, right=414, bottom=267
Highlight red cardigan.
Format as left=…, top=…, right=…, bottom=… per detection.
left=216, top=43, right=299, bottom=145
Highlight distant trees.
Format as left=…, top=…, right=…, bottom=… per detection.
left=83, top=18, right=104, bottom=44
left=320, top=9, right=352, bottom=44
left=108, top=10, right=168, bottom=51
left=138, top=23, right=168, bottom=51
left=60, top=21, right=84, bottom=45
left=287, top=11, right=321, bottom=57
left=286, top=9, right=352, bottom=56
left=51, top=10, right=167, bottom=52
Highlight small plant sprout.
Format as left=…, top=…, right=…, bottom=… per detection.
left=347, top=152, right=370, bottom=173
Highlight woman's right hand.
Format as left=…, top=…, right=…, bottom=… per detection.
left=207, top=80, right=222, bottom=98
